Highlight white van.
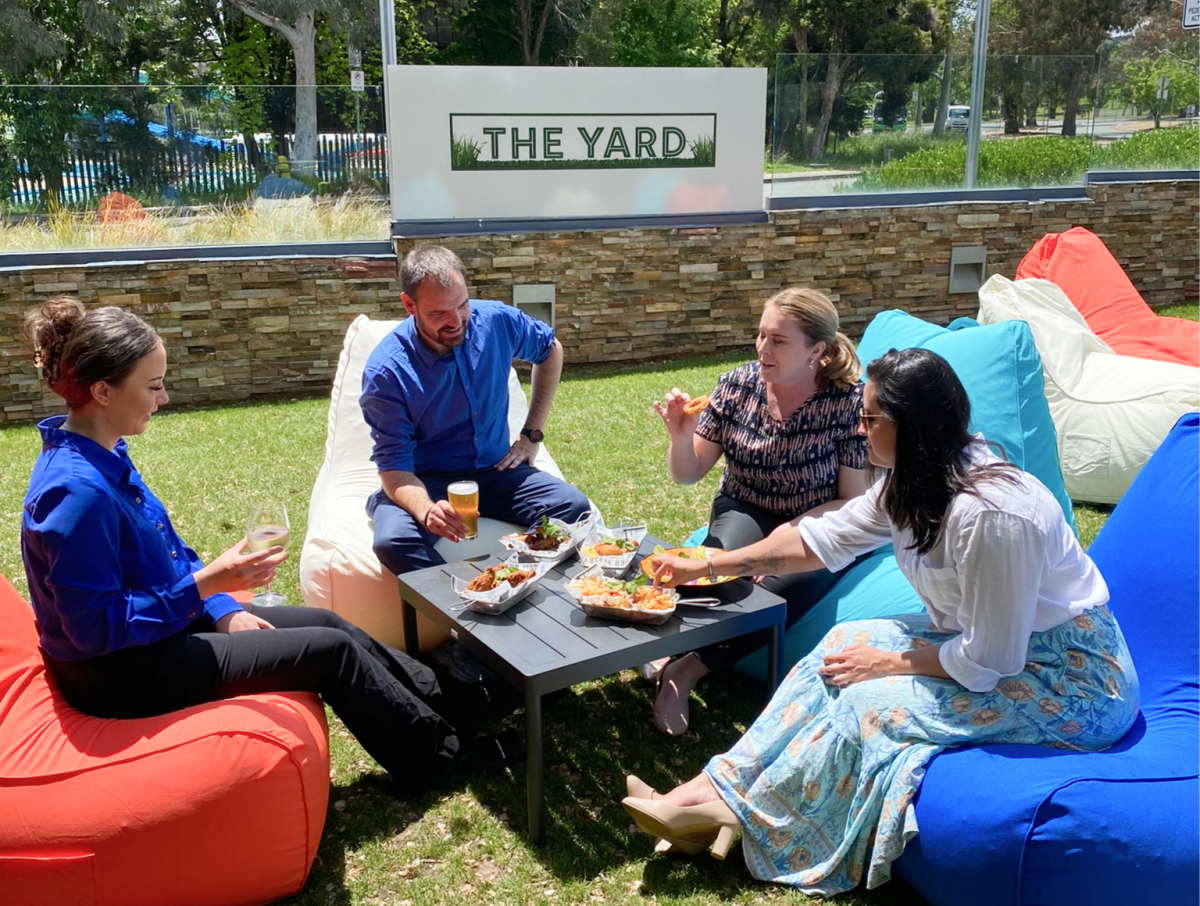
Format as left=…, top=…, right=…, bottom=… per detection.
left=947, top=105, right=970, bottom=132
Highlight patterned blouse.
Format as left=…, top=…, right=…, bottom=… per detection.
left=695, top=362, right=867, bottom=518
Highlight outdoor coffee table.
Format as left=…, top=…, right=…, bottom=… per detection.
left=395, top=538, right=786, bottom=843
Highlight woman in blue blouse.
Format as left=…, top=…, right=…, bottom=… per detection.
left=649, top=288, right=869, bottom=736
left=21, top=297, right=512, bottom=790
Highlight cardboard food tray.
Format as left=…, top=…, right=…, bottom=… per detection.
left=451, top=555, right=553, bottom=615
left=499, top=515, right=592, bottom=567
left=565, top=564, right=678, bottom=626
left=578, top=523, right=648, bottom=575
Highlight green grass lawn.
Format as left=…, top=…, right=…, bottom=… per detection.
left=1, top=302, right=1194, bottom=905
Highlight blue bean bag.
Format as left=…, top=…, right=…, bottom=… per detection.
left=737, top=310, right=1073, bottom=680
left=893, top=412, right=1199, bottom=906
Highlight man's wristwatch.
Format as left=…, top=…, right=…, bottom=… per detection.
left=520, top=427, right=544, bottom=444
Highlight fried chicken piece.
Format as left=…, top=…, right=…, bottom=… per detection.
left=467, top=568, right=498, bottom=592
left=594, top=542, right=629, bottom=556
left=504, top=568, right=536, bottom=586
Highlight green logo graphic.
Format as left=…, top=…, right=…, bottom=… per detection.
left=449, top=113, right=717, bottom=170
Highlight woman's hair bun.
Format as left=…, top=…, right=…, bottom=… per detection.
left=24, top=297, right=86, bottom=387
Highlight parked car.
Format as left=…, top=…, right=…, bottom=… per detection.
left=947, top=105, right=970, bottom=132
left=872, top=91, right=908, bottom=132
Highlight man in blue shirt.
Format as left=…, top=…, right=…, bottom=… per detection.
left=361, top=246, right=591, bottom=575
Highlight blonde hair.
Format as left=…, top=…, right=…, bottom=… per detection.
left=764, top=288, right=860, bottom=390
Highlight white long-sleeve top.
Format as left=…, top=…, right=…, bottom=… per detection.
left=797, top=440, right=1108, bottom=692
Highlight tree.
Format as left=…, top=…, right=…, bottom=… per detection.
left=0, top=0, right=132, bottom=202
left=989, top=0, right=1135, bottom=136
left=761, top=0, right=938, bottom=159
left=445, top=0, right=587, bottom=66
left=587, top=0, right=719, bottom=65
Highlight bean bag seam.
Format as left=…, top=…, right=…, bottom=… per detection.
left=0, top=724, right=320, bottom=784
left=1016, top=773, right=1199, bottom=905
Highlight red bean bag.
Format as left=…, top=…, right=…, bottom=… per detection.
left=0, top=574, right=330, bottom=906
left=1016, top=227, right=1199, bottom=367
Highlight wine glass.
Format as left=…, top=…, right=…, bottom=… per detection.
left=246, top=501, right=290, bottom=606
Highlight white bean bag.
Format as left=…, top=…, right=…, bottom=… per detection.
left=977, top=275, right=1200, bottom=504
left=299, top=315, right=569, bottom=651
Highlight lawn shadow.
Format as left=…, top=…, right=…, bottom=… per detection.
left=468, top=667, right=773, bottom=884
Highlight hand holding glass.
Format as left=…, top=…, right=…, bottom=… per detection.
left=246, top=501, right=290, bottom=606
left=447, top=481, right=479, bottom=540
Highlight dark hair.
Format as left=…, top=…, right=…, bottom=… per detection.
left=23, top=297, right=162, bottom=408
left=399, top=246, right=467, bottom=299
left=764, top=287, right=860, bottom=390
left=866, top=348, right=1017, bottom=555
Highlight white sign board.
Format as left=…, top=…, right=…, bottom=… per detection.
left=1185, top=0, right=1199, bottom=28
left=386, top=66, right=768, bottom=225
left=350, top=70, right=365, bottom=92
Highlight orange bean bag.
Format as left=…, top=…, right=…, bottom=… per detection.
left=1016, top=227, right=1199, bottom=367
left=0, top=574, right=330, bottom=906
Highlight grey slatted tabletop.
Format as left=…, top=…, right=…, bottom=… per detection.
left=396, top=537, right=786, bottom=843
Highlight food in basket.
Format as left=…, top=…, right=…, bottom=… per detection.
left=466, top=564, right=536, bottom=593
left=573, top=575, right=676, bottom=612
left=682, top=395, right=710, bottom=415
left=516, top=515, right=570, bottom=552
left=581, top=537, right=639, bottom=558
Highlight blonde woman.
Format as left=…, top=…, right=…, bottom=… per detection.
left=649, top=289, right=869, bottom=735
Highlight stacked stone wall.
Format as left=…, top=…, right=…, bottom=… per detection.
left=0, top=179, right=1194, bottom=423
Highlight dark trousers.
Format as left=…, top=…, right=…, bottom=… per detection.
left=48, top=605, right=492, bottom=791
left=368, top=464, right=591, bottom=576
left=693, top=494, right=857, bottom=673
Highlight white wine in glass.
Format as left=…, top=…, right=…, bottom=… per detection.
left=246, top=501, right=290, bottom=606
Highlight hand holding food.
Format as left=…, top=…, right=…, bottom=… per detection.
left=653, top=387, right=706, bottom=436
left=649, top=553, right=709, bottom=587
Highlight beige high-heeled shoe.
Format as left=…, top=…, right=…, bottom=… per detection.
left=625, top=774, right=658, bottom=799
left=621, top=796, right=741, bottom=860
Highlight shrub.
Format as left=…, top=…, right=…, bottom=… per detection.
left=1092, top=125, right=1200, bottom=170
left=852, top=136, right=1094, bottom=190
left=850, top=125, right=1198, bottom=191
left=825, top=130, right=962, bottom=167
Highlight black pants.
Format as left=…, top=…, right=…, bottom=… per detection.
left=48, top=605, right=492, bottom=791
left=692, top=494, right=855, bottom=673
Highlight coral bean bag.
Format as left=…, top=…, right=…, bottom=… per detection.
left=894, top=414, right=1200, bottom=906
left=0, top=574, right=330, bottom=906
left=1016, top=227, right=1199, bottom=367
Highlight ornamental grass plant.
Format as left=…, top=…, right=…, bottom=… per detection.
left=3, top=322, right=1197, bottom=904
left=0, top=194, right=390, bottom=251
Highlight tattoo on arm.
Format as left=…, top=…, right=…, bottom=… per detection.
left=735, top=549, right=785, bottom=576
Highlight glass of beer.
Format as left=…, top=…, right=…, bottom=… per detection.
left=447, top=481, right=480, bottom=540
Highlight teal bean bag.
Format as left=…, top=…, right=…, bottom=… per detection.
left=736, top=310, right=1072, bottom=681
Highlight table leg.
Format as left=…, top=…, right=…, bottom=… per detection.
left=525, top=687, right=545, bottom=844
left=767, top=619, right=784, bottom=694
left=400, top=598, right=419, bottom=656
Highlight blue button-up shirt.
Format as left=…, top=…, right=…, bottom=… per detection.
left=21, top=416, right=242, bottom=661
left=360, top=300, right=556, bottom=476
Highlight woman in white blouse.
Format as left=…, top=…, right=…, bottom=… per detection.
left=622, top=348, right=1139, bottom=896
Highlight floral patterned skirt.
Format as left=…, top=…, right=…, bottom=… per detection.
left=703, top=605, right=1138, bottom=896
